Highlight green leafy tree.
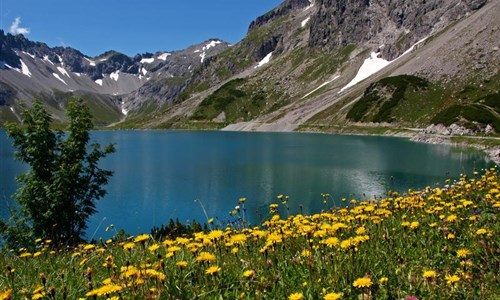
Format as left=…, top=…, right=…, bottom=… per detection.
left=6, top=99, right=115, bottom=246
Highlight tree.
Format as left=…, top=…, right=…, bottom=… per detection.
left=6, top=99, right=115, bottom=246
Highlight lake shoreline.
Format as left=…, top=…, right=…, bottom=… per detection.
left=295, top=126, right=500, bottom=166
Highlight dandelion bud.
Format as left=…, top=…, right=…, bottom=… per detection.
left=40, top=273, right=47, bottom=286
left=48, top=286, right=56, bottom=299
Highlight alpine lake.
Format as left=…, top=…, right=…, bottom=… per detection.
left=0, top=129, right=495, bottom=240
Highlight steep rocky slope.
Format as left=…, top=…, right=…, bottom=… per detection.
left=130, top=0, right=497, bottom=133
left=0, top=31, right=228, bottom=125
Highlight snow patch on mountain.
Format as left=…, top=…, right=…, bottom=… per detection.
left=198, top=40, right=222, bottom=63
left=339, top=52, right=390, bottom=92
left=95, top=79, right=103, bottom=86
left=140, top=57, right=155, bottom=64
left=110, top=71, right=120, bottom=81
left=53, top=73, right=67, bottom=85
left=340, top=38, right=429, bottom=93
left=85, top=57, right=96, bottom=66
left=22, top=51, right=35, bottom=59
left=302, top=75, right=340, bottom=99
left=255, top=52, right=273, bottom=68
left=57, top=66, right=70, bottom=77
left=42, top=56, right=53, bottom=65
left=302, top=17, right=310, bottom=27
left=157, top=53, right=171, bottom=61
left=141, top=67, right=147, bottom=76
left=304, top=0, right=314, bottom=10
left=20, top=60, right=31, bottom=77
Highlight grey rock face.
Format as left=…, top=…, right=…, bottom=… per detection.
left=309, top=0, right=487, bottom=59
left=249, top=0, right=311, bottom=31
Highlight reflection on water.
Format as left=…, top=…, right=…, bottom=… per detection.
left=0, top=130, right=494, bottom=239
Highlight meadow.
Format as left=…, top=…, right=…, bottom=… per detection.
left=1, top=168, right=499, bottom=299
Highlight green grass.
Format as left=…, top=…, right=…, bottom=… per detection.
left=1, top=169, right=499, bottom=299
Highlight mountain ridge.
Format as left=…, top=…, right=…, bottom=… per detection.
left=0, top=0, right=498, bottom=142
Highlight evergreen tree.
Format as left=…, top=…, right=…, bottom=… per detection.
left=6, top=99, right=115, bottom=246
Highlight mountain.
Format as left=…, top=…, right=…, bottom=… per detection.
left=1, top=0, right=499, bottom=135
left=0, top=31, right=229, bottom=125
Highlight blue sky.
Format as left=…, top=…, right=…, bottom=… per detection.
left=0, top=0, right=284, bottom=57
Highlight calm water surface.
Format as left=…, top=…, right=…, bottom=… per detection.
left=0, top=130, right=494, bottom=239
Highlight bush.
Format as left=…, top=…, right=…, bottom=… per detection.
left=5, top=99, right=115, bottom=247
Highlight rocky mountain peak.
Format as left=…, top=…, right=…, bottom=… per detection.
left=309, top=0, right=487, bottom=60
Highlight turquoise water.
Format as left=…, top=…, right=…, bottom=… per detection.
left=0, top=130, right=494, bottom=239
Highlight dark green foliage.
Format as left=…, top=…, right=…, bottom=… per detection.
left=431, top=103, right=500, bottom=131
left=478, top=93, right=500, bottom=113
left=191, top=78, right=248, bottom=121
left=346, top=75, right=429, bottom=123
left=150, top=219, right=208, bottom=240
left=5, top=99, right=115, bottom=246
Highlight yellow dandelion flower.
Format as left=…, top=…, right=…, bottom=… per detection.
left=83, top=244, right=95, bottom=251
left=423, top=270, right=437, bottom=279
left=475, top=228, right=487, bottom=235
left=196, top=251, right=216, bottom=263
left=410, top=221, right=419, bottom=230
left=324, top=292, right=342, bottom=300
left=176, top=261, right=188, bottom=269
left=243, top=270, right=255, bottom=278
left=356, top=227, right=366, bottom=235
left=446, top=215, right=458, bottom=222
left=19, top=252, right=32, bottom=258
left=205, top=266, right=221, bottom=275
left=123, top=242, right=135, bottom=250
left=353, top=277, right=373, bottom=288
left=148, top=244, right=160, bottom=252
left=288, top=292, right=303, bottom=300
left=0, top=290, right=12, bottom=300
left=133, top=234, right=150, bottom=243
left=445, top=274, right=460, bottom=285
left=33, top=251, right=42, bottom=258
left=457, top=248, right=471, bottom=258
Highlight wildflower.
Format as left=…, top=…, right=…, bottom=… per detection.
left=322, top=237, right=340, bottom=248
left=208, top=218, right=214, bottom=224
left=457, top=248, right=471, bottom=258
left=445, top=274, right=460, bottom=285
left=379, top=277, right=388, bottom=284
left=423, top=270, right=437, bottom=280
left=353, top=277, right=373, bottom=288
left=239, top=197, right=246, bottom=203
left=243, top=270, right=255, bottom=278
left=324, top=292, right=342, bottom=300
left=475, top=228, right=487, bottom=235
left=148, top=244, right=160, bottom=252
left=83, top=244, right=95, bottom=251
left=133, top=234, right=149, bottom=243
left=123, top=242, right=135, bottom=250
left=0, top=289, right=12, bottom=300
left=85, top=284, right=123, bottom=297
left=288, top=292, right=303, bottom=300
left=205, top=266, right=221, bottom=275
left=176, top=261, right=188, bottom=269
left=446, top=215, right=458, bottom=222
left=196, top=252, right=216, bottom=263
left=410, top=222, right=419, bottom=230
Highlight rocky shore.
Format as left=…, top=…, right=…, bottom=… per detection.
left=410, top=124, right=500, bottom=166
